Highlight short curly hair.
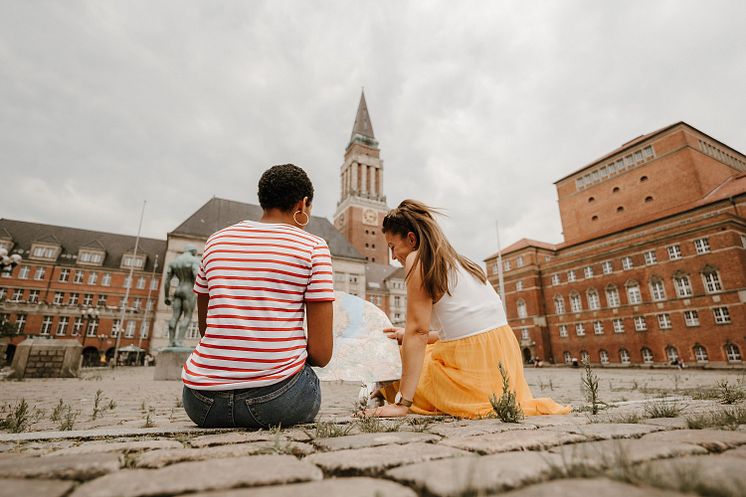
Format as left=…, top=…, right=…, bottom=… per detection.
left=257, top=164, right=315, bottom=212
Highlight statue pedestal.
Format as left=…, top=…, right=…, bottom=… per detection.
left=154, top=347, right=192, bottom=381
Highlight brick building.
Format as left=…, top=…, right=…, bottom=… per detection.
left=485, top=122, right=746, bottom=368
left=0, top=220, right=166, bottom=366
left=365, top=263, right=407, bottom=326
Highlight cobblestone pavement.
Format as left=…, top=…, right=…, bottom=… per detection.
left=1, top=367, right=745, bottom=496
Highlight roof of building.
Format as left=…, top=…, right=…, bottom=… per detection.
left=554, top=121, right=746, bottom=184
left=0, top=219, right=166, bottom=272
left=365, top=262, right=399, bottom=290
left=351, top=90, right=375, bottom=141
left=484, top=238, right=558, bottom=261
left=171, top=197, right=365, bottom=260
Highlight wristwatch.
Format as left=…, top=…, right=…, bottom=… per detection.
left=394, top=391, right=413, bottom=408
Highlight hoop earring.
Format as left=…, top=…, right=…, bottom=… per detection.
left=293, top=210, right=310, bottom=227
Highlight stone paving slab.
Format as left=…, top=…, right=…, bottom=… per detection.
left=497, top=477, right=692, bottom=497
left=548, top=438, right=708, bottom=467
left=53, top=439, right=183, bottom=456
left=0, top=452, right=121, bottom=481
left=187, top=431, right=278, bottom=448
left=427, top=418, right=537, bottom=438
left=70, top=455, right=323, bottom=497
left=441, top=429, right=588, bottom=454
left=0, top=426, right=221, bottom=443
left=386, top=451, right=561, bottom=497
left=641, top=417, right=688, bottom=430
left=552, top=422, right=663, bottom=440
left=305, top=442, right=468, bottom=476
left=181, top=477, right=417, bottom=497
left=0, top=478, right=76, bottom=497
left=636, top=454, right=746, bottom=497
left=312, top=431, right=439, bottom=451
left=641, top=429, right=746, bottom=452
left=523, top=414, right=590, bottom=428
left=134, top=441, right=315, bottom=468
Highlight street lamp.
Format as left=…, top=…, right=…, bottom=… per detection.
left=80, top=307, right=100, bottom=367
left=0, top=248, right=22, bottom=275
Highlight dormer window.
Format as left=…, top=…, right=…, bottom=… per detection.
left=29, top=244, right=60, bottom=261
left=121, top=254, right=146, bottom=270
left=78, top=249, right=105, bottom=266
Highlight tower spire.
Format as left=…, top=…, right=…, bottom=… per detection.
left=350, top=90, right=376, bottom=143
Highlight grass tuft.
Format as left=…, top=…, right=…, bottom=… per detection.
left=0, top=399, right=31, bottom=433
left=644, top=401, right=684, bottom=418
left=489, top=361, right=524, bottom=423
left=686, top=406, right=746, bottom=431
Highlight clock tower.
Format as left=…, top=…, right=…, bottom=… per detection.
left=333, top=91, right=390, bottom=264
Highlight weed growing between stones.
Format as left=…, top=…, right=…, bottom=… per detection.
left=588, top=412, right=642, bottom=424
left=489, top=362, right=524, bottom=423
left=0, top=399, right=30, bottom=433
left=407, top=417, right=435, bottom=433
left=307, top=421, right=354, bottom=439
left=538, top=377, right=555, bottom=392
left=580, top=358, right=605, bottom=415
left=91, top=389, right=104, bottom=420
left=686, top=406, right=746, bottom=431
left=175, top=396, right=183, bottom=408
left=644, top=400, right=684, bottom=418
left=356, top=412, right=403, bottom=433
left=716, top=379, right=745, bottom=405
left=107, top=399, right=117, bottom=411
left=143, top=413, right=154, bottom=428
left=51, top=398, right=80, bottom=431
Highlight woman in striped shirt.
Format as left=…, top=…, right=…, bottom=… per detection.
left=182, top=164, right=335, bottom=428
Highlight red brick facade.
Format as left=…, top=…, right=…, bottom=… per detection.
left=487, top=123, right=746, bottom=368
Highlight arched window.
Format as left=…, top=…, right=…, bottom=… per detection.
left=599, top=350, right=609, bottom=365
left=725, top=343, right=742, bottom=363
left=626, top=281, right=642, bottom=304
left=587, top=289, right=600, bottom=310
left=649, top=277, right=666, bottom=301
left=563, top=351, right=572, bottom=364
left=605, top=285, right=620, bottom=308
left=693, top=344, right=708, bottom=363
left=570, top=292, right=582, bottom=313
left=673, top=271, right=693, bottom=298
left=701, top=265, right=722, bottom=294
left=554, top=296, right=566, bottom=315
left=619, top=348, right=631, bottom=365
left=641, top=347, right=654, bottom=364
left=517, top=299, right=527, bottom=319
left=666, top=346, right=679, bottom=364
left=580, top=350, right=590, bottom=364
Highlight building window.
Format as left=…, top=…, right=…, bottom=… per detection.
left=140, top=321, right=149, bottom=338
left=15, top=313, right=27, bottom=332
left=112, top=319, right=121, bottom=337
left=0, top=288, right=5, bottom=300
left=72, top=317, right=83, bottom=336
left=516, top=256, right=524, bottom=268
left=30, top=245, right=57, bottom=260
left=584, top=266, right=593, bottom=278
left=551, top=274, right=560, bottom=285
left=713, top=307, right=731, bottom=324
left=503, top=260, right=511, bottom=271
left=622, top=256, right=633, bottom=270
left=674, top=274, right=693, bottom=297
left=567, top=270, right=576, bottom=282
left=650, top=278, right=666, bottom=301
left=701, top=269, right=722, bottom=293
left=665, top=346, right=679, bottom=364
left=626, top=282, right=642, bottom=304
left=28, top=290, right=40, bottom=304
left=125, top=321, right=136, bottom=338
left=56, top=317, right=69, bottom=336
left=88, top=272, right=98, bottom=285
left=187, top=321, right=200, bottom=339
left=667, top=245, right=682, bottom=260
left=643, top=250, right=657, bottom=265
left=11, top=289, right=24, bottom=302
left=587, top=289, right=600, bottom=310
left=741, top=235, right=746, bottom=249
left=86, top=319, right=98, bottom=337
left=593, top=321, right=604, bottom=335
left=694, top=238, right=710, bottom=254
left=16, top=265, right=29, bottom=280
left=40, top=316, right=53, bottom=335
left=124, top=276, right=132, bottom=289
left=122, top=254, right=146, bottom=270
left=53, top=292, right=64, bottom=305
left=559, top=325, right=568, bottom=337
left=517, top=299, right=527, bottom=318
left=619, top=348, right=631, bottom=365
left=133, top=298, right=142, bottom=311
left=97, top=294, right=107, bottom=307
left=150, top=277, right=158, bottom=290
left=657, top=313, right=672, bottom=329
left=641, top=347, right=654, bottom=364
left=634, top=316, right=647, bottom=331
left=394, top=296, right=401, bottom=307
left=102, top=273, right=112, bottom=286
left=613, top=318, right=624, bottom=333
left=570, top=293, right=582, bottom=313
left=78, top=250, right=104, bottom=265
left=81, top=294, right=93, bottom=306
left=58, top=268, right=69, bottom=282
left=601, top=261, right=613, bottom=274
left=563, top=351, right=572, bottom=364
left=69, top=293, right=79, bottom=305
left=34, top=267, right=46, bottom=280
left=575, top=323, right=585, bottom=336
left=520, top=328, right=529, bottom=340
left=684, top=310, right=700, bottom=327
left=137, top=277, right=146, bottom=289
left=693, top=345, right=708, bottom=363
left=74, top=270, right=84, bottom=284
left=605, top=285, right=621, bottom=308
left=516, top=280, right=523, bottom=291
left=599, top=350, right=609, bottom=365
left=554, top=296, right=565, bottom=314
left=725, top=343, right=742, bottom=363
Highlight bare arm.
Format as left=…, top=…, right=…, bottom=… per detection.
left=306, top=301, right=333, bottom=367
left=197, top=293, right=209, bottom=337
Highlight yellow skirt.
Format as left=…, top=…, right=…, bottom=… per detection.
left=380, top=325, right=571, bottom=419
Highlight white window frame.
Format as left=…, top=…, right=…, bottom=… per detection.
left=567, top=270, right=576, bottom=282
left=602, top=261, right=613, bottom=274
left=684, top=310, right=700, bottom=327
left=674, top=275, right=693, bottom=297
left=620, top=349, right=631, bottom=364
left=73, top=270, right=84, bottom=284
left=725, top=343, right=741, bottom=363
left=694, top=238, right=710, bottom=254
left=657, top=313, right=672, bottom=329
left=593, top=321, right=604, bottom=335
left=570, top=293, right=582, bottom=313
left=644, top=250, right=657, bottom=265
left=554, top=297, right=565, bottom=314
left=613, top=318, right=624, bottom=333
left=551, top=274, right=560, bottom=286
left=702, top=271, right=722, bottom=293
left=599, top=350, right=609, bottom=365
left=641, top=348, right=654, bottom=364
left=517, top=300, right=527, bottom=319
left=40, top=316, right=53, bottom=335
left=559, top=325, right=568, bottom=337
left=694, top=345, right=708, bottom=363
left=634, top=316, right=647, bottom=331
left=622, top=256, right=633, bottom=270
left=626, top=283, right=642, bottom=304
left=563, top=351, right=572, bottom=364
left=34, top=267, right=46, bottom=280
left=584, top=266, right=594, bottom=278
left=667, top=245, right=682, bottom=260
left=587, top=290, right=600, bottom=310
left=56, top=316, right=69, bottom=336
left=650, top=279, right=666, bottom=301
left=53, top=292, right=64, bottom=305
left=606, top=286, right=621, bottom=308
left=515, top=280, right=523, bottom=291
left=102, top=273, right=112, bottom=287
left=713, top=307, right=731, bottom=324
left=575, top=323, right=585, bottom=336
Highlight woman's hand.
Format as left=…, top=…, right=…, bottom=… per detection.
left=362, top=403, right=410, bottom=418
left=383, top=327, right=404, bottom=345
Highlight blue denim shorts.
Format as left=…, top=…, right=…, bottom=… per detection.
left=182, top=364, right=321, bottom=429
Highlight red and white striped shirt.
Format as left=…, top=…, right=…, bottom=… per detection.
left=182, top=220, right=335, bottom=390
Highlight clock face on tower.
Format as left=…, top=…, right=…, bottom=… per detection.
left=362, top=208, right=378, bottom=226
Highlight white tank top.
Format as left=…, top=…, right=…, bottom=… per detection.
left=430, top=264, right=508, bottom=341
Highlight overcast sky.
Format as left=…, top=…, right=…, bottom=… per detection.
left=2, top=1, right=745, bottom=264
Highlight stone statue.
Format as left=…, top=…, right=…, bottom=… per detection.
left=164, top=245, right=200, bottom=348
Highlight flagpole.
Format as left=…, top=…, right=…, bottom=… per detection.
left=495, top=220, right=506, bottom=313
left=113, top=200, right=146, bottom=368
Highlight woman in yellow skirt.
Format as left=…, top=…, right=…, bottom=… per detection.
left=367, top=200, right=570, bottom=419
